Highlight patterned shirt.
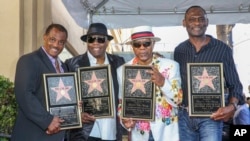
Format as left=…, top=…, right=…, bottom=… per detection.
left=174, top=35, right=244, bottom=106
left=117, top=54, right=182, bottom=141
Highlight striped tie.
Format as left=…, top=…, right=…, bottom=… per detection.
left=55, top=59, right=61, bottom=73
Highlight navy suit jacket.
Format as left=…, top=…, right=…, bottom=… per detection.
left=11, top=47, right=67, bottom=141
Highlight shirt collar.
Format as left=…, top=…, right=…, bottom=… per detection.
left=87, top=51, right=109, bottom=66
left=41, top=46, right=61, bottom=66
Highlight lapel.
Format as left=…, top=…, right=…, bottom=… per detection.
left=79, top=52, right=91, bottom=67
left=106, top=54, right=117, bottom=78
left=61, top=63, right=68, bottom=72
left=37, top=47, right=69, bottom=73
left=37, top=47, right=56, bottom=73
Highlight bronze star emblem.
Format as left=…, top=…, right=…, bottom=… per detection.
left=194, top=68, right=217, bottom=90
left=51, top=78, right=72, bottom=102
left=84, top=71, right=105, bottom=94
left=128, top=70, right=150, bottom=94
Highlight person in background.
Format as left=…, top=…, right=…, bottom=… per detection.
left=11, top=23, right=68, bottom=141
left=233, top=94, right=250, bottom=125
left=117, top=25, right=183, bottom=141
left=65, top=23, right=125, bottom=141
left=174, top=5, right=244, bottom=141
left=246, top=97, right=250, bottom=109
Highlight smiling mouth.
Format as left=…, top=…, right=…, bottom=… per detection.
left=138, top=53, right=149, bottom=57
left=93, top=48, right=101, bottom=51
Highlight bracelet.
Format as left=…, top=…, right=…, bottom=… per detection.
left=229, top=102, right=237, bottom=111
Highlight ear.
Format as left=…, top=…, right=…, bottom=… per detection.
left=43, top=35, right=47, bottom=42
left=151, top=42, right=155, bottom=50
left=182, top=19, right=186, bottom=27
left=205, top=18, right=209, bottom=26
left=104, top=40, right=109, bottom=46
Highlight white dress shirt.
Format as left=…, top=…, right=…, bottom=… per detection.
left=87, top=51, right=117, bottom=140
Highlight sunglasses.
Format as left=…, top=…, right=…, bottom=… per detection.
left=87, top=36, right=107, bottom=43
left=132, top=41, right=152, bottom=48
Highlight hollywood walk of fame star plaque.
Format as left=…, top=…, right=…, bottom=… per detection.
left=78, top=65, right=113, bottom=118
left=122, top=65, right=155, bottom=121
left=43, top=73, right=82, bottom=130
left=187, top=63, right=225, bottom=117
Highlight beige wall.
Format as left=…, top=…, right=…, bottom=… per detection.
left=0, top=0, right=51, bottom=81
left=0, top=1, right=20, bottom=81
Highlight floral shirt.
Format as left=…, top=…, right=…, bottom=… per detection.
left=117, top=54, right=183, bottom=141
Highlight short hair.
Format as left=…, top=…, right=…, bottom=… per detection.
left=184, top=5, right=207, bottom=19
left=44, top=23, right=68, bottom=39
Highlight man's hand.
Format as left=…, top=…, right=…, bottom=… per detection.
left=46, top=116, right=64, bottom=135
left=81, top=112, right=95, bottom=123
left=147, top=66, right=165, bottom=87
left=210, top=104, right=235, bottom=122
left=122, top=118, right=136, bottom=129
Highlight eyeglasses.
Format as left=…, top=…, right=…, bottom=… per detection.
left=87, top=36, right=107, bottom=43
left=132, top=41, right=152, bottom=48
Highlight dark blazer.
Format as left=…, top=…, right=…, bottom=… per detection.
left=11, top=47, right=67, bottom=141
left=64, top=52, right=125, bottom=141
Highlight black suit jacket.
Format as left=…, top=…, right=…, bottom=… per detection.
left=11, top=47, right=67, bottom=141
left=64, top=52, right=125, bottom=141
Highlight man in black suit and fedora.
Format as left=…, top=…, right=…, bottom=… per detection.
left=65, top=23, right=125, bottom=141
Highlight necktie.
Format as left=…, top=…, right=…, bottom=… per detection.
left=55, top=59, right=61, bottom=73
left=128, top=130, right=131, bottom=141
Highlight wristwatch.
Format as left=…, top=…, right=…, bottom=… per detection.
left=229, top=102, right=237, bottom=111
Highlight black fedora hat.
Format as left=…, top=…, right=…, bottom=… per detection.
left=80, top=23, right=113, bottom=42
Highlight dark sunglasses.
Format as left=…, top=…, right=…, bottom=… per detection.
left=87, top=36, right=107, bottom=43
left=132, top=41, right=152, bottom=48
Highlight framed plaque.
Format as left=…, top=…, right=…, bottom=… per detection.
left=122, top=65, right=155, bottom=121
left=187, top=63, right=225, bottom=117
left=78, top=65, right=113, bottom=118
left=43, top=73, right=82, bottom=130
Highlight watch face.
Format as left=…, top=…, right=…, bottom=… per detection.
left=230, top=102, right=237, bottom=110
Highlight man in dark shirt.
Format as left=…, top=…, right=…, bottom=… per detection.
left=174, top=5, right=244, bottom=141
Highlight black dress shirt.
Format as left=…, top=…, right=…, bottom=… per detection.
left=174, top=35, right=244, bottom=106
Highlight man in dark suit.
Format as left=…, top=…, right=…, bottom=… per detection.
left=65, top=23, right=125, bottom=141
left=11, top=23, right=68, bottom=141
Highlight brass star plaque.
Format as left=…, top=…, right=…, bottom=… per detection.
left=122, top=65, right=155, bottom=121
left=43, top=72, right=82, bottom=130
left=78, top=65, right=113, bottom=118
left=187, top=63, right=225, bottom=117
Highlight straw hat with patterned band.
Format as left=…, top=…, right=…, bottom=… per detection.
left=80, top=23, right=113, bottom=42
left=125, top=25, right=161, bottom=45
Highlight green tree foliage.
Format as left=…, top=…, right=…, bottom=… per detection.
left=0, top=75, right=17, bottom=135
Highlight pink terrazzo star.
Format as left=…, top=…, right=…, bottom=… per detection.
left=194, top=68, right=217, bottom=90
left=128, top=70, right=150, bottom=94
left=51, top=78, right=72, bottom=102
left=84, top=71, right=105, bottom=94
